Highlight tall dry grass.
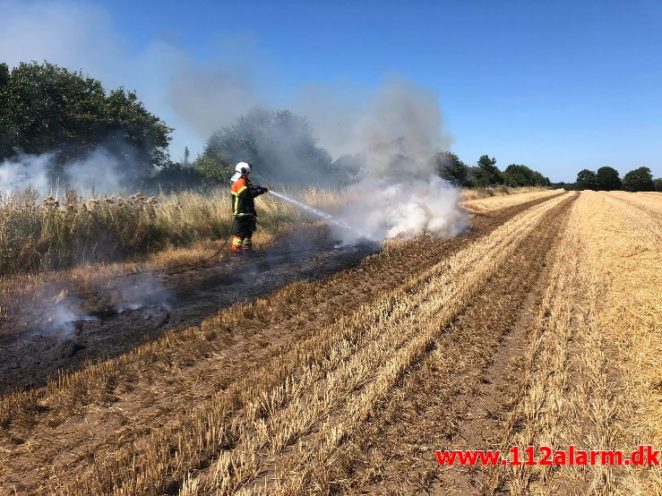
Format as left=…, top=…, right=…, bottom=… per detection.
left=0, top=188, right=304, bottom=277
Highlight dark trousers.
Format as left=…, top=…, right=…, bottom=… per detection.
left=232, top=216, right=256, bottom=253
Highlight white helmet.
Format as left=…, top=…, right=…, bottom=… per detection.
left=235, top=162, right=251, bottom=174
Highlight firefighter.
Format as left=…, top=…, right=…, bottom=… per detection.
left=230, top=162, right=268, bottom=254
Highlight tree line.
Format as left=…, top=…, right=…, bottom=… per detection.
left=1, top=61, right=659, bottom=192
left=572, top=166, right=660, bottom=192
left=436, top=152, right=551, bottom=188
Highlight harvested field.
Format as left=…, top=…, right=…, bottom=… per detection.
left=1, top=190, right=660, bottom=495
left=462, top=188, right=562, bottom=213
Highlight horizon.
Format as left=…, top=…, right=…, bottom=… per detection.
left=1, top=0, right=661, bottom=183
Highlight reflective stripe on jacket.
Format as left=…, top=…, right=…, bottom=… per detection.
left=231, top=176, right=257, bottom=217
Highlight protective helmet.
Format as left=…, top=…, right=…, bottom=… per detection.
left=235, top=162, right=251, bottom=174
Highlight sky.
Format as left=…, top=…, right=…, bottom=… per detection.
left=1, top=0, right=661, bottom=182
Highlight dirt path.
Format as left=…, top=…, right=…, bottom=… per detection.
left=0, top=194, right=566, bottom=495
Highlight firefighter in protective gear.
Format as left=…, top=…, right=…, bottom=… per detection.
left=230, top=162, right=268, bottom=254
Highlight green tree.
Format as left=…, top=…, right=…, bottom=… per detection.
left=152, top=162, right=205, bottom=191
left=0, top=61, right=171, bottom=173
left=654, top=178, right=662, bottom=192
left=0, top=63, right=8, bottom=87
left=471, top=155, right=503, bottom=187
left=622, top=167, right=655, bottom=191
left=436, top=152, right=468, bottom=186
left=502, top=164, right=550, bottom=187
left=595, top=166, right=621, bottom=190
left=183, top=146, right=190, bottom=167
left=576, top=169, right=598, bottom=190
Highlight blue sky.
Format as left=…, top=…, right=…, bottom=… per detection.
left=3, top=0, right=661, bottom=181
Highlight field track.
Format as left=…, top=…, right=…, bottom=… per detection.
left=1, top=190, right=660, bottom=495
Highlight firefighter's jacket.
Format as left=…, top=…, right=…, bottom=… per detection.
left=230, top=176, right=266, bottom=217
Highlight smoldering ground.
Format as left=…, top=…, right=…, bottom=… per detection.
left=0, top=229, right=376, bottom=394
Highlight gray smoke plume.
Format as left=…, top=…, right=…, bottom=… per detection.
left=167, top=63, right=261, bottom=141
left=0, top=153, right=54, bottom=194
left=353, top=80, right=453, bottom=179
left=327, top=81, right=467, bottom=243
left=21, top=285, right=96, bottom=339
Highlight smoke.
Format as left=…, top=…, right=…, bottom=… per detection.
left=353, top=81, right=453, bottom=178
left=18, top=273, right=172, bottom=339
left=167, top=60, right=262, bottom=141
left=322, top=81, right=467, bottom=243
left=337, top=177, right=466, bottom=243
left=0, top=1, right=467, bottom=242
left=0, top=153, right=54, bottom=194
left=0, top=147, right=143, bottom=196
left=18, top=286, right=96, bottom=339
left=0, top=1, right=265, bottom=161
left=44, top=296, right=96, bottom=338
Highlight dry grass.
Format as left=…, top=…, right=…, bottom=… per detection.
left=0, top=188, right=305, bottom=277
left=2, top=189, right=659, bottom=495
left=0, top=185, right=553, bottom=334
left=579, top=192, right=662, bottom=493
left=0, top=185, right=554, bottom=278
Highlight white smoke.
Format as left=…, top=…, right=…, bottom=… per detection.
left=0, top=2, right=468, bottom=242
left=0, top=147, right=136, bottom=196
left=46, top=297, right=96, bottom=338
left=330, top=81, right=467, bottom=243
left=0, top=1, right=264, bottom=160
left=108, top=273, right=173, bottom=313
left=65, top=148, right=132, bottom=195
left=339, top=177, right=466, bottom=242
left=0, top=153, right=54, bottom=194
left=23, top=287, right=97, bottom=339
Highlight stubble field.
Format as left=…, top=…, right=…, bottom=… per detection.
left=0, top=189, right=660, bottom=495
